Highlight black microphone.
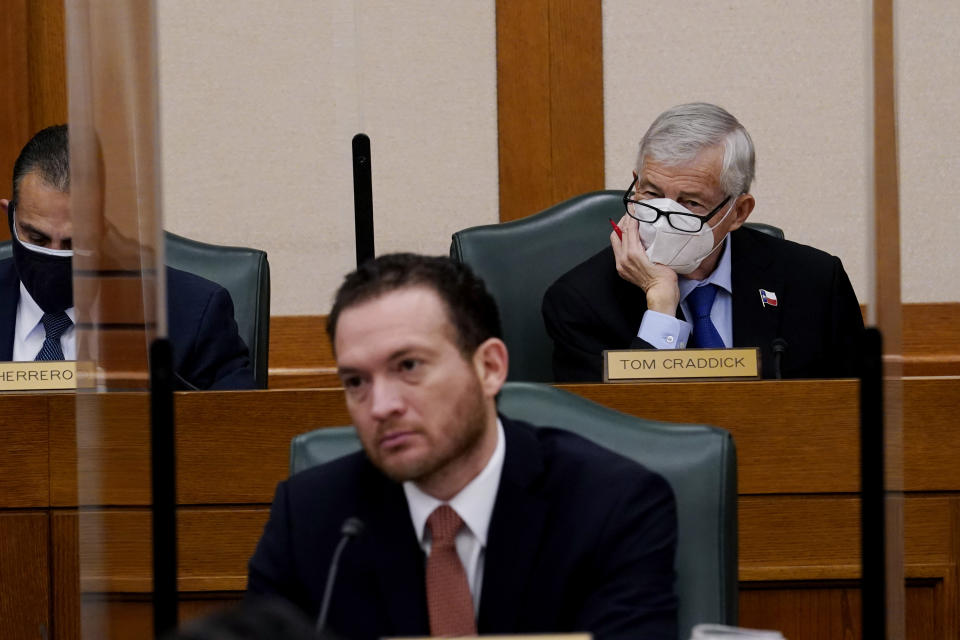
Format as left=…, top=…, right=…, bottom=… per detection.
left=316, top=517, right=366, bottom=634
left=771, top=338, right=788, bottom=380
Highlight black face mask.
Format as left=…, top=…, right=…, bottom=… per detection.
left=7, top=201, right=74, bottom=313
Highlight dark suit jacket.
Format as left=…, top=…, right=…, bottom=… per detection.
left=247, top=416, right=678, bottom=640
left=542, top=226, right=865, bottom=382
left=0, top=257, right=256, bottom=390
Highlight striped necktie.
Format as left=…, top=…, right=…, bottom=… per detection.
left=34, top=312, right=72, bottom=361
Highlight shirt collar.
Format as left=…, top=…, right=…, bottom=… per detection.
left=404, top=419, right=506, bottom=547
left=17, top=281, right=76, bottom=336
left=679, top=233, right=733, bottom=300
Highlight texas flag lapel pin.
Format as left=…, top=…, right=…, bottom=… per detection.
left=759, top=289, right=778, bottom=307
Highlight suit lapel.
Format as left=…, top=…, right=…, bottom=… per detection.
left=730, top=228, right=783, bottom=375
left=477, top=417, right=548, bottom=633
left=364, top=475, right=430, bottom=634
left=0, top=259, right=20, bottom=360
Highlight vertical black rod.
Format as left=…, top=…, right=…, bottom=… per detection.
left=352, top=133, right=375, bottom=266
left=150, top=338, right=178, bottom=636
left=860, top=327, right=885, bottom=639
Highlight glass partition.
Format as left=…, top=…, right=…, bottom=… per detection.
left=50, top=1, right=958, bottom=638
left=67, top=0, right=165, bottom=636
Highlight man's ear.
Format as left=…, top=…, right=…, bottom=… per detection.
left=0, top=199, right=9, bottom=216
left=473, top=338, right=508, bottom=398
left=727, top=193, right=755, bottom=231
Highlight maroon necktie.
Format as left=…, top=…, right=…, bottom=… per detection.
left=425, top=505, right=477, bottom=637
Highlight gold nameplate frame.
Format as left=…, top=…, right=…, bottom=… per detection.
left=0, top=361, right=78, bottom=391
left=604, top=347, right=760, bottom=382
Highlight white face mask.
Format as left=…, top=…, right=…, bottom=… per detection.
left=636, top=198, right=735, bottom=275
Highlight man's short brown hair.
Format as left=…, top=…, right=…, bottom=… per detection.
left=327, top=253, right=503, bottom=357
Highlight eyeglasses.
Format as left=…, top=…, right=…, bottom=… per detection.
left=622, top=175, right=732, bottom=233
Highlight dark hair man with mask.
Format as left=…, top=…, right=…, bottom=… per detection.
left=0, top=124, right=256, bottom=390
left=543, top=102, right=865, bottom=382
left=248, top=253, right=677, bottom=640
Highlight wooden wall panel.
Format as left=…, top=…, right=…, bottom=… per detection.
left=496, top=0, right=604, bottom=222
left=268, top=315, right=340, bottom=389
left=0, top=395, right=50, bottom=508
left=904, top=380, right=960, bottom=490
left=49, top=389, right=352, bottom=506
left=5, top=382, right=957, bottom=638
left=75, top=508, right=268, bottom=593
left=267, top=303, right=960, bottom=386
left=26, top=0, right=67, bottom=130
left=0, top=0, right=66, bottom=243
left=496, top=0, right=552, bottom=223
left=51, top=511, right=80, bottom=640
left=740, top=580, right=940, bottom=640
left=0, top=513, right=50, bottom=639
left=872, top=0, right=902, bottom=351
left=0, top=0, right=31, bottom=242
left=566, top=379, right=861, bottom=495
left=547, top=0, right=604, bottom=203
left=81, top=595, right=240, bottom=638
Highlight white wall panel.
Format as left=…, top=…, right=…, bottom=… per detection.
left=156, top=1, right=498, bottom=314
left=896, top=1, right=960, bottom=302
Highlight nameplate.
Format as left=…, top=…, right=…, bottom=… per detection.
left=603, top=348, right=760, bottom=382
left=0, top=361, right=78, bottom=391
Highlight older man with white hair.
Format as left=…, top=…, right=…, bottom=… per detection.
left=543, top=102, right=864, bottom=382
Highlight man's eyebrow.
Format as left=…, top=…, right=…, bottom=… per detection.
left=18, top=222, right=51, bottom=239
left=676, top=189, right=710, bottom=201
left=639, top=177, right=711, bottom=201
left=637, top=177, right=663, bottom=193
left=336, top=346, right=429, bottom=375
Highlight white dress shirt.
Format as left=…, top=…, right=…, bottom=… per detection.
left=13, top=283, right=76, bottom=361
left=403, top=419, right=506, bottom=615
left=637, top=234, right=734, bottom=349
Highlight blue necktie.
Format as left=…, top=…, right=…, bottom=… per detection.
left=35, top=312, right=72, bottom=361
left=687, top=284, right=724, bottom=349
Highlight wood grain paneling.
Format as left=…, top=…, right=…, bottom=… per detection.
left=496, top=0, right=552, bottom=223
left=904, top=378, right=960, bottom=491
left=0, top=512, right=50, bottom=639
left=73, top=507, right=268, bottom=593
left=267, top=304, right=960, bottom=387
left=0, top=0, right=66, bottom=243
left=26, top=0, right=67, bottom=130
left=0, top=0, right=31, bottom=242
left=50, top=389, right=352, bottom=506
left=547, top=0, right=604, bottom=203
left=740, top=580, right=941, bottom=640
left=740, top=497, right=861, bottom=581
left=51, top=511, right=80, bottom=640
left=81, top=594, right=241, bottom=639
left=565, top=379, right=861, bottom=495
left=496, top=0, right=604, bottom=222
left=872, top=0, right=902, bottom=353
left=268, top=315, right=339, bottom=389
left=0, top=394, right=50, bottom=508
left=175, top=390, right=350, bottom=504
left=269, top=316, right=333, bottom=369
left=5, top=381, right=959, bottom=638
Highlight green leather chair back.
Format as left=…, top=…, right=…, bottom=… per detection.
left=449, top=190, right=783, bottom=382
left=164, top=233, right=270, bottom=388
left=289, top=382, right=738, bottom=639
left=0, top=232, right=270, bottom=388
